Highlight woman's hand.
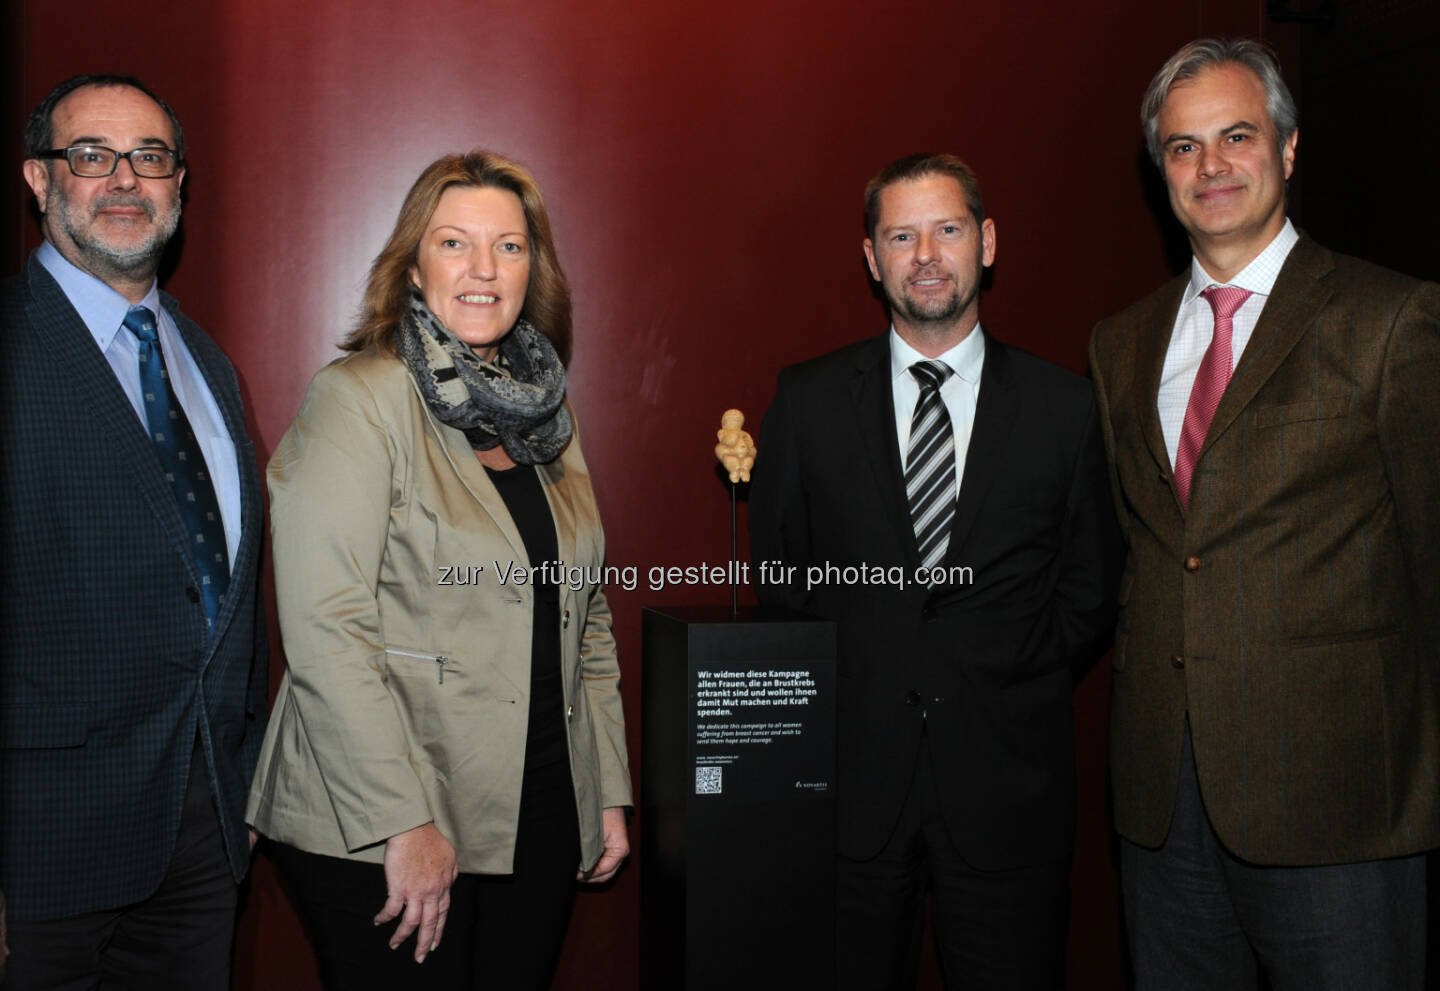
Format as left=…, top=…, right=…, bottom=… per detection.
left=579, top=807, right=630, bottom=883
left=374, top=822, right=458, bottom=962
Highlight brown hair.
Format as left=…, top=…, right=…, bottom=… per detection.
left=863, top=153, right=985, bottom=240
left=343, top=150, right=572, bottom=363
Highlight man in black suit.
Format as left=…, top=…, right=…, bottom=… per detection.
left=0, top=74, right=267, bottom=989
left=750, top=153, right=1121, bottom=989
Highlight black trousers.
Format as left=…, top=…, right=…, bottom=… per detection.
left=2, top=744, right=238, bottom=991
left=271, top=760, right=581, bottom=991
left=836, top=740, right=1070, bottom=991
left=1121, top=726, right=1427, bottom=991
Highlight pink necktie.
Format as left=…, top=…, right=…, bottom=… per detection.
left=1174, top=285, right=1252, bottom=507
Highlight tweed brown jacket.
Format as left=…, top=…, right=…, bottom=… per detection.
left=1090, top=237, right=1440, bottom=866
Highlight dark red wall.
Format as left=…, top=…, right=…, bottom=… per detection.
left=10, top=3, right=1274, bottom=987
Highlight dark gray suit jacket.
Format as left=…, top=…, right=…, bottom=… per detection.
left=1090, top=237, right=1440, bottom=865
left=0, top=251, right=268, bottom=921
left=750, top=331, right=1121, bottom=867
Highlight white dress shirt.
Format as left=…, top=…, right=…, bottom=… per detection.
left=1157, top=220, right=1300, bottom=466
left=38, top=240, right=242, bottom=569
left=890, top=324, right=985, bottom=495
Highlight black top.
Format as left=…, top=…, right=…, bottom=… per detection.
left=485, top=465, right=567, bottom=772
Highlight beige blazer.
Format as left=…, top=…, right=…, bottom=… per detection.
left=246, top=349, right=631, bottom=874
left=1090, top=237, right=1440, bottom=866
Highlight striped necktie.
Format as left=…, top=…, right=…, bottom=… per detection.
left=125, top=306, right=231, bottom=628
left=906, top=360, right=956, bottom=577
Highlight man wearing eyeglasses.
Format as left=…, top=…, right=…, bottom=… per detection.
left=0, top=74, right=267, bottom=990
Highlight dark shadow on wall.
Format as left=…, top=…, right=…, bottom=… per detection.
left=1292, top=1, right=1439, bottom=282
left=1134, top=142, right=1191, bottom=279
left=2, top=0, right=25, bottom=274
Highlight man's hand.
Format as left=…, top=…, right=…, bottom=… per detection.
left=374, top=822, right=458, bottom=963
left=579, top=807, right=630, bottom=883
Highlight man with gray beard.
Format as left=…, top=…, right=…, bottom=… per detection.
left=0, top=74, right=267, bottom=990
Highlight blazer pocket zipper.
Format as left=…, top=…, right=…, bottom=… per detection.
left=385, top=647, right=451, bottom=684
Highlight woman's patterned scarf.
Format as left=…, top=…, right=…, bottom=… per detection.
left=397, top=289, right=572, bottom=465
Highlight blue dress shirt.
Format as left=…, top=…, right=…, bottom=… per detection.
left=37, top=240, right=241, bottom=570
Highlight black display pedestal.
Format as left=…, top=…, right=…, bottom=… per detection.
left=640, top=606, right=837, bottom=990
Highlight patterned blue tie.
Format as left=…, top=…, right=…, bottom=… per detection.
left=126, top=306, right=231, bottom=628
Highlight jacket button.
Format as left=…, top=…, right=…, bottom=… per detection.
left=905, top=691, right=922, bottom=707
left=185, top=587, right=201, bottom=603
left=1171, top=654, right=1185, bottom=669
left=566, top=704, right=574, bottom=718
left=1184, top=556, right=1201, bottom=572
left=563, top=609, right=571, bottom=628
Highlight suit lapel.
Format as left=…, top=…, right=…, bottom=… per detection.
left=538, top=468, right=574, bottom=568
left=536, top=417, right=580, bottom=569
left=850, top=337, right=918, bottom=566
left=166, top=298, right=260, bottom=651
left=1197, top=238, right=1335, bottom=462
left=945, top=332, right=1019, bottom=559
left=1135, top=275, right=1188, bottom=483
left=24, top=259, right=198, bottom=583
left=412, top=382, right=530, bottom=565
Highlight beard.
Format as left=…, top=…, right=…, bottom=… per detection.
left=48, top=178, right=180, bottom=283
left=893, top=284, right=964, bottom=326
left=886, top=262, right=982, bottom=329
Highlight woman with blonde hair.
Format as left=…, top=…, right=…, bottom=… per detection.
left=248, top=151, right=631, bottom=989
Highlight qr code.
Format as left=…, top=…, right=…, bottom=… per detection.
left=695, top=766, right=723, bottom=795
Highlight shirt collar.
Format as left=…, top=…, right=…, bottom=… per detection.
left=1184, top=218, right=1299, bottom=305
left=37, top=240, right=164, bottom=350
left=889, top=323, right=986, bottom=385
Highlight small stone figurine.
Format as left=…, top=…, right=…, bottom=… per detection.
left=714, top=409, right=757, bottom=483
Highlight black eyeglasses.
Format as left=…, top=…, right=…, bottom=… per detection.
left=36, top=145, right=181, bottom=179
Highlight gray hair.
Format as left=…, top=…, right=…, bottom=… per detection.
left=1141, top=38, right=1297, bottom=168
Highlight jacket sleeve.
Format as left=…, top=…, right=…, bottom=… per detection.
left=1378, top=280, right=1440, bottom=645
left=230, top=376, right=270, bottom=784
left=1088, top=322, right=1132, bottom=550
left=748, top=369, right=815, bottom=612
left=267, top=363, right=432, bottom=851
left=239, top=571, right=270, bottom=781
left=1049, top=391, right=1124, bottom=678
left=564, top=414, right=632, bottom=810
left=580, top=581, right=633, bottom=809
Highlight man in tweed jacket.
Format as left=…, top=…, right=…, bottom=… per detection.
left=1090, top=39, right=1440, bottom=990
left=0, top=75, right=267, bottom=989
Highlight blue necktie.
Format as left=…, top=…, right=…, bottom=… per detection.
left=126, top=306, right=231, bottom=628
